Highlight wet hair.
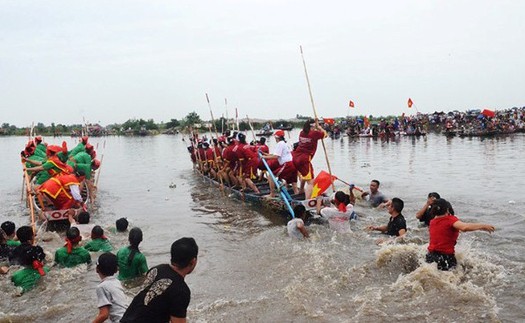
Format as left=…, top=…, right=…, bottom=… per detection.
left=334, top=191, right=350, bottom=206
left=91, top=225, right=105, bottom=239
left=78, top=211, right=90, bottom=224
left=293, top=204, right=306, bottom=219
left=170, top=237, right=199, bottom=268
left=371, top=179, right=380, bottom=186
left=16, top=226, right=34, bottom=243
left=97, top=252, right=118, bottom=276
left=302, top=119, right=314, bottom=134
left=0, top=228, right=7, bottom=244
left=128, top=228, right=143, bottom=266
left=446, top=201, right=455, bottom=215
left=391, top=198, right=404, bottom=213
left=19, top=245, right=45, bottom=267
left=1, top=221, right=16, bottom=236
left=116, top=218, right=129, bottom=232
left=259, top=137, right=266, bottom=144
left=430, top=198, right=449, bottom=217
left=66, top=227, right=81, bottom=241
left=237, top=133, right=247, bottom=144
left=428, top=192, right=441, bottom=199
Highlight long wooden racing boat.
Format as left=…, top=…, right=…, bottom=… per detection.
left=196, top=172, right=319, bottom=219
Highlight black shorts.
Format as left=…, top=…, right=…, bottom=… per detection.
left=426, top=252, right=457, bottom=271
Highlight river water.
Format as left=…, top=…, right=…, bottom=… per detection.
left=0, top=132, right=524, bottom=322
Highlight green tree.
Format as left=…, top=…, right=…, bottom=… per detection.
left=183, top=111, right=202, bottom=127
left=166, top=118, right=180, bottom=129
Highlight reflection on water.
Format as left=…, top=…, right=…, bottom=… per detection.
left=0, top=133, right=524, bottom=322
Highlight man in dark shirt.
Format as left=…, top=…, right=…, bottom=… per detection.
left=367, top=197, right=407, bottom=237
left=121, top=237, right=198, bottom=323
left=415, top=192, right=441, bottom=226
left=9, top=226, right=35, bottom=265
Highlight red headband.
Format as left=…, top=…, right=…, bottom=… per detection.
left=65, top=236, right=82, bottom=254
left=32, top=260, right=46, bottom=276
left=335, top=198, right=347, bottom=213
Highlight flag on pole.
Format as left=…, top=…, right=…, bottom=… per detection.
left=349, top=100, right=355, bottom=108
left=407, top=98, right=413, bottom=108
left=235, top=108, right=238, bottom=118
left=323, top=118, right=335, bottom=125
left=310, top=170, right=338, bottom=198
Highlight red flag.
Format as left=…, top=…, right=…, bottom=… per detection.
left=407, top=98, right=413, bottom=108
left=481, top=109, right=495, bottom=118
left=310, top=170, right=337, bottom=198
left=323, top=118, right=335, bottom=125
left=349, top=100, right=355, bottom=108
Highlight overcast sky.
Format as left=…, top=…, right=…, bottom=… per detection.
left=1, top=1, right=524, bottom=126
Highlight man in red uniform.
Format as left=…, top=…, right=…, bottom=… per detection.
left=235, top=133, right=260, bottom=194
left=221, top=137, right=239, bottom=187
left=293, top=119, right=327, bottom=198
left=38, top=170, right=86, bottom=211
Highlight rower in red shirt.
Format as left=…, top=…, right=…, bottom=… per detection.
left=292, top=119, right=327, bottom=199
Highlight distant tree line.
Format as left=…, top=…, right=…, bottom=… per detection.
left=0, top=111, right=356, bottom=136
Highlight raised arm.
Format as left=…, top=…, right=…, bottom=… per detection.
left=453, top=221, right=495, bottom=233
left=415, top=202, right=430, bottom=220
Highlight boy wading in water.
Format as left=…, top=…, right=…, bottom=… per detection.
left=93, top=252, right=129, bottom=323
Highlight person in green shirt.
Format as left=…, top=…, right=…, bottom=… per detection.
left=1, top=221, right=21, bottom=247
left=85, top=226, right=113, bottom=252
left=116, top=228, right=148, bottom=280
left=55, top=227, right=91, bottom=268
left=11, top=244, right=50, bottom=293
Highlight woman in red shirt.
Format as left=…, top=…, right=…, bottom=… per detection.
left=426, top=198, right=495, bottom=270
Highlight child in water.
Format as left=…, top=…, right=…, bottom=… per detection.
left=11, top=244, right=49, bottom=293
left=85, top=226, right=113, bottom=252
left=54, top=227, right=91, bottom=267
left=116, top=228, right=148, bottom=280
left=426, top=198, right=495, bottom=271
left=93, top=252, right=129, bottom=323
left=1, top=221, right=21, bottom=247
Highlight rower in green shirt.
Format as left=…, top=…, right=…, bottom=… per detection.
left=11, top=245, right=50, bottom=293
left=55, top=227, right=91, bottom=268
left=116, top=228, right=148, bottom=280
left=85, top=226, right=113, bottom=252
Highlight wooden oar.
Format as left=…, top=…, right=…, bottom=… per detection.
left=205, top=93, right=222, bottom=140
left=246, top=115, right=257, bottom=141
left=95, top=140, right=105, bottom=187
left=21, top=161, right=37, bottom=235
left=205, top=94, right=227, bottom=191
left=299, top=45, right=335, bottom=193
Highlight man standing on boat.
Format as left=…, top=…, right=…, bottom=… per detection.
left=293, top=119, right=327, bottom=199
